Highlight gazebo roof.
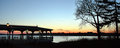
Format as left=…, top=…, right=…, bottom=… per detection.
left=0, top=24, right=53, bottom=31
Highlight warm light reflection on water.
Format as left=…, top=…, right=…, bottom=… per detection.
left=53, top=36, right=97, bottom=43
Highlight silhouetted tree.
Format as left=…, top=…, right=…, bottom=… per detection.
left=75, top=0, right=113, bottom=39
left=97, top=0, right=120, bottom=39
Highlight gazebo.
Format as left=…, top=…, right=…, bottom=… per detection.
left=0, top=23, right=53, bottom=41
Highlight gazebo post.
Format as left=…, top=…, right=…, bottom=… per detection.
left=45, top=31, right=47, bottom=39
left=8, top=30, right=11, bottom=40
left=39, top=30, right=41, bottom=39
left=31, top=31, right=34, bottom=39
left=8, top=32, right=11, bottom=40
left=50, top=30, right=53, bottom=37
left=26, top=30, right=29, bottom=40
left=11, top=30, right=14, bottom=40
left=20, top=31, right=24, bottom=40
left=41, top=30, right=43, bottom=39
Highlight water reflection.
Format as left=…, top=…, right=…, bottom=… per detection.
left=0, top=35, right=98, bottom=43
left=0, top=35, right=116, bottom=43
left=53, top=36, right=97, bottom=43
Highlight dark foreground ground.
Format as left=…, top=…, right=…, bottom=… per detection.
left=0, top=39, right=120, bottom=48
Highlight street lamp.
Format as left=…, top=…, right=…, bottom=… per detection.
left=6, top=23, right=10, bottom=40
left=6, top=23, right=9, bottom=27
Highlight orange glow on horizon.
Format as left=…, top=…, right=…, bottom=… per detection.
left=0, top=28, right=117, bottom=34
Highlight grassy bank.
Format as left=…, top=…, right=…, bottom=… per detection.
left=0, top=39, right=120, bottom=48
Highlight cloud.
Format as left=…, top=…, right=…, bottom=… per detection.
left=57, top=29, right=70, bottom=32
left=57, top=29, right=64, bottom=31
left=66, top=30, right=70, bottom=32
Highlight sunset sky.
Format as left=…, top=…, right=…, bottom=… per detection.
left=0, top=0, right=120, bottom=34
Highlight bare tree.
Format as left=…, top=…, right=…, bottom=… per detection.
left=97, top=0, right=120, bottom=39
left=75, top=0, right=111, bottom=39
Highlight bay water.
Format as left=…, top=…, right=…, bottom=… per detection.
left=0, top=35, right=111, bottom=43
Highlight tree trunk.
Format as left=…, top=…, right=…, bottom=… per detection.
left=97, top=12, right=101, bottom=40
left=97, top=25, right=101, bottom=40
left=115, top=20, right=119, bottom=39
left=115, top=0, right=119, bottom=39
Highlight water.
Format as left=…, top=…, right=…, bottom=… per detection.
left=0, top=35, right=111, bottom=43
left=53, top=36, right=97, bottom=43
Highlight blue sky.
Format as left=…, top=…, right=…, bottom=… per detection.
left=0, top=0, right=119, bottom=33
left=0, top=0, right=87, bottom=33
